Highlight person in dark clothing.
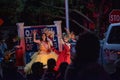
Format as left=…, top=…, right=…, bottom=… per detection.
left=26, top=62, right=44, bottom=80
left=2, top=60, right=26, bottom=80
left=0, top=40, right=7, bottom=59
left=56, top=62, right=68, bottom=80
left=65, top=32, right=112, bottom=80
left=0, top=75, right=2, bottom=80
left=41, top=58, right=58, bottom=80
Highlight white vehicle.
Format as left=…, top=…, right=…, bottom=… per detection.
left=102, top=23, right=120, bottom=73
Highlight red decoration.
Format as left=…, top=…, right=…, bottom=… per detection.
left=0, top=18, right=4, bottom=26
left=89, top=23, right=95, bottom=30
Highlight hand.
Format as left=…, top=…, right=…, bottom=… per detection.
left=64, top=28, right=69, bottom=33
left=32, top=30, right=37, bottom=35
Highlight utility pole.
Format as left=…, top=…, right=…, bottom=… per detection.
left=65, top=0, right=69, bottom=31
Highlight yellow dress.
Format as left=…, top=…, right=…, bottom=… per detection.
left=24, top=42, right=58, bottom=74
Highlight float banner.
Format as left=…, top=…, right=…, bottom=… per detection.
left=24, top=25, right=58, bottom=52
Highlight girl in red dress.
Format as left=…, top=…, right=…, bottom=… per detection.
left=56, top=34, right=71, bottom=70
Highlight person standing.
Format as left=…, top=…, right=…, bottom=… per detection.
left=26, top=62, right=45, bottom=80
left=65, top=32, right=112, bottom=80
left=41, top=58, right=58, bottom=80
left=24, top=30, right=58, bottom=74
left=56, top=34, right=71, bottom=70
left=0, top=40, right=7, bottom=59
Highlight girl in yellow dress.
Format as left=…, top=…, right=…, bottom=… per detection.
left=24, top=30, right=58, bottom=74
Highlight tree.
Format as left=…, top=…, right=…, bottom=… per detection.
left=1, top=0, right=119, bottom=38
left=0, top=0, right=24, bottom=26
left=33, top=0, right=113, bottom=37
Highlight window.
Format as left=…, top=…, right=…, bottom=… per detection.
left=107, top=26, right=120, bottom=44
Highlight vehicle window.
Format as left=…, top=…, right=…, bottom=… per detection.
left=107, top=26, right=120, bottom=44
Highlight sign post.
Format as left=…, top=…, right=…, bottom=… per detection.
left=109, top=9, right=120, bottom=23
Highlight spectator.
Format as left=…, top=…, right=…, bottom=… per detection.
left=42, top=58, right=58, bottom=80
left=0, top=39, right=7, bottom=59
left=0, top=75, right=2, bottom=80
left=56, top=62, right=68, bottom=80
left=27, top=62, right=44, bottom=80
left=1, top=60, right=26, bottom=80
left=65, top=32, right=112, bottom=80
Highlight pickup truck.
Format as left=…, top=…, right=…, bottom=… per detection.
left=101, top=23, right=120, bottom=74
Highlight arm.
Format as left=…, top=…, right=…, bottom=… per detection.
left=56, top=33, right=65, bottom=45
left=49, top=30, right=55, bottom=39
left=65, top=28, right=71, bottom=39
left=60, top=38, right=65, bottom=45
left=33, top=30, right=40, bottom=44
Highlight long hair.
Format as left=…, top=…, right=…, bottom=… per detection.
left=39, top=33, right=48, bottom=42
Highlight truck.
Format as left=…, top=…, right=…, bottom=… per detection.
left=101, top=23, right=120, bottom=74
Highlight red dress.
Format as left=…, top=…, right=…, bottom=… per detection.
left=56, top=43, right=71, bottom=70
